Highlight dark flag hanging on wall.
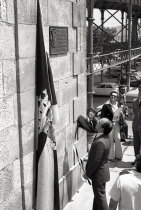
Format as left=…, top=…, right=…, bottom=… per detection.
left=36, top=1, right=60, bottom=210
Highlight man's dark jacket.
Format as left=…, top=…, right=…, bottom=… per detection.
left=101, top=104, right=114, bottom=121
left=86, top=134, right=110, bottom=184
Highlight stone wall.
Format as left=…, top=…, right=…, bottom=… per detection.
left=0, top=0, right=87, bottom=209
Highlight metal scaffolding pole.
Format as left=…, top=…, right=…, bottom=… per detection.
left=121, top=11, right=124, bottom=42
left=127, top=2, right=132, bottom=92
left=100, top=9, right=104, bottom=82
left=126, top=13, right=128, bottom=42
left=87, top=0, right=95, bottom=108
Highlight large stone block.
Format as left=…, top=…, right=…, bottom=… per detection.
left=19, top=89, right=35, bottom=125
left=78, top=73, right=87, bottom=96
left=80, top=50, right=87, bottom=74
left=59, top=77, right=77, bottom=106
left=73, top=51, right=86, bottom=76
left=59, top=175, right=72, bottom=209
left=0, top=191, right=22, bottom=210
left=56, top=125, right=78, bottom=178
left=3, top=59, right=17, bottom=96
left=17, top=0, right=36, bottom=24
left=56, top=128, right=66, bottom=160
left=18, top=24, right=36, bottom=59
left=76, top=27, right=81, bottom=51
left=56, top=128, right=67, bottom=178
left=0, top=95, right=15, bottom=130
left=0, top=61, right=3, bottom=97
left=79, top=0, right=87, bottom=28
left=24, top=182, right=34, bottom=210
left=48, top=0, right=72, bottom=26
left=0, top=126, right=19, bottom=171
left=50, top=54, right=71, bottom=81
left=70, top=163, right=83, bottom=195
left=69, top=101, right=74, bottom=124
left=22, top=152, right=33, bottom=186
left=21, top=120, right=35, bottom=156
left=70, top=53, right=74, bottom=76
left=72, top=3, right=81, bottom=27
left=59, top=164, right=83, bottom=209
left=19, top=58, right=35, bottom=92
left=66, top=123, right=76, bottom=146
left=69, top=28, right=77, bottom=52
left=66, top=123, right=77, bottom=167
left=73, top=94, right=87, bottom=122
left=80, top=27, right=87, bottom=51
left=7, top=0, right=14, bottom=24
left=73, top=52, right=80, bottom=75
left=0, top=159, right=21, bottom=205
left=74, top=136, right=87, bottom=162
left=54, top=103, right=70, bottom=131
left=0, top=22, right=15, bottom=60
left=76, top=28, right=87, bottom=52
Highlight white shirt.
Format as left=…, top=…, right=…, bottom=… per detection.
left=106, top=100, right=118, bottom=113
left=109, top=170, right=141, bottom=210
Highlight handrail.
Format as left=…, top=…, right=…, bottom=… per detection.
left=87, top=46, right=141, bottom=73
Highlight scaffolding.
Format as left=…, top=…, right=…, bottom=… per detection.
left=87, top=0, right=141, bottom=108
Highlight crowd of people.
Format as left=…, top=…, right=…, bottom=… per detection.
left=84, top=84, right=141, bottom=210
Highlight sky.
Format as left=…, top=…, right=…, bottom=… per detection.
left=93, top=9, right=123, bottom=28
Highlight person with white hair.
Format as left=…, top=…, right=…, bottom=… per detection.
left=109, top=153, right=141, bottom=210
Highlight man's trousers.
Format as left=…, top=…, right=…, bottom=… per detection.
left=92, top=182, right=108, bottom=210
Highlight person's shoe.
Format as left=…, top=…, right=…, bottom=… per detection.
left=116, top=158, right=122, bottom=161
left=131, top=160, right=136, bottom=165
left=131, top=162, right=135, bottom=165
left=108, top=159, right=115, bottom=162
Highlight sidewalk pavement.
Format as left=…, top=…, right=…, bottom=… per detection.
left=63, top=121, right=135, bottom=210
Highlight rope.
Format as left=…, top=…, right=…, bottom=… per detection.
left=73, top=143, right=91, bottom=185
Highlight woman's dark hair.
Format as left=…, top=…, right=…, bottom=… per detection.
left=87, top=107, right=98, bottom=116
left=135, top=154, right=141, bottom=173
left=100, top=118, right=113, bottom=135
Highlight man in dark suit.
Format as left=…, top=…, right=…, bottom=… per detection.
left=132, top=84, right=141, bottom=159
left=86, top=118, right=113, bottom=210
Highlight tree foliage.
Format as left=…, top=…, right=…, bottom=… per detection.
left=93, top=26, right=117, bottom=44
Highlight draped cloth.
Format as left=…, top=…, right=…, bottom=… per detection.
left=36, top=1, right=60, bottom=209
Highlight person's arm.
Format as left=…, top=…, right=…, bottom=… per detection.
left=109, top=198, right=118, bottom=210
left=109, top=176, right=121, bottom=210
left=100, top=104, right=106, bottom=118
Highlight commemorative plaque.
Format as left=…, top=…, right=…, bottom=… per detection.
left=49, top=27, right=68, bottom=55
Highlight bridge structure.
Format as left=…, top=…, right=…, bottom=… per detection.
left=87, top=0, right=141, bottom=107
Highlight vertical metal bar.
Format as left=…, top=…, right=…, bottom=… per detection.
left=132, top=13, right=137, bottom=42
left=127, top=2, right=132, bottom=92
left=121, top=11, right=124, bottom=74
left=126, top=13, right=128, bottom=42
left=101, top=9, right=104, bottom=82
left=87, top=0, right=95, bottom=108
left=121, top=11, right=124, bottom=42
